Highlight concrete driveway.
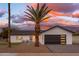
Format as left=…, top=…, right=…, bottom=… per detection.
left=46, top=45, right=79, bottom=53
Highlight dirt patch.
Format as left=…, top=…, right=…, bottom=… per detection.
left=0, top=43, right=50, bottom=53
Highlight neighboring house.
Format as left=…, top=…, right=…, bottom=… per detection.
left=10, top=25, right=79, bottom=45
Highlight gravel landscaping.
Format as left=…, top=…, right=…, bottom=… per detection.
left=0, top=43, right=50, bottom=53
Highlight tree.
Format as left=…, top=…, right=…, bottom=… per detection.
left=24, top=3, right=52, bottom=47
left=0, top=28, right=12, bottom=41
left=1, top=28, right=9, bottom=39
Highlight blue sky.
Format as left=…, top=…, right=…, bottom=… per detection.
left=0, top=3, right=29, bottom=19
left=0, top=3, right=8, bottom=9
left=0, top=3, right=28, bottom=28
left=10, top=3, right=26, bottom=15
left=0, top=3, right=8, bottom=19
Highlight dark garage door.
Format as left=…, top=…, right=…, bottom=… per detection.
left=45, top=35, right=61, bottom=44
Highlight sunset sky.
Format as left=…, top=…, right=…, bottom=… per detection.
left=0, top=3, right=79, bottom=30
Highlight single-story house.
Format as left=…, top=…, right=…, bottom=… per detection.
left=10, top=25, right=79, bottom=45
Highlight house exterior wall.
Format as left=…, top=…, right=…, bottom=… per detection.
left=10, top=35, right=31, bottom=43
left=10, top=27, right=74, bottom=45
left=40, top=27, right=73, bottom=45
left=72, top=36, right=79, bottom=44
left=32, top=35, right=44, bottom=44
left=10, top=35, right=43, bottom=44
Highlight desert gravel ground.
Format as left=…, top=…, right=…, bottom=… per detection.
left=0, top=43, right=50, bottom=53
left=1, top=43, right=79, bottom=56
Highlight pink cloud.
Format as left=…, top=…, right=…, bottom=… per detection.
left=0, top=19, right=8, bottom=28
left=31, top=3, right=79, bottom=12
left=72, top=10, right=79, bottom=18
left=47, top=16, right=79, bottom=26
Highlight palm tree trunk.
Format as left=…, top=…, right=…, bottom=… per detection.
left=8, top=3, right=11, bottom=48
left=35, top=23, right=40, bottom=47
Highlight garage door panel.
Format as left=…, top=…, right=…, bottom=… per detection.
left=45, top=35, right=61, bottom=44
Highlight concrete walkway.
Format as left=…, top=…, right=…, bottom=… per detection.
left=47, top=45, right=79, bottom=53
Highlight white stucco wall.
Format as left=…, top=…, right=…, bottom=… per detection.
left=10, top=35, right=43, bottom=44
left=72, top=36, right=79, bottom=44
left=10, top=27, right=73, bottom=45
left=10, top=35, right=30, bottom=43
left=31, top=35, right=44, bottom=44
left=41, top=27, right=73, bottom=45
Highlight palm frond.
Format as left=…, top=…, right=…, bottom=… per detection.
left=27, top=6, right=37, bottom=19
left=39, top=4, right=46, bottom=13
left=40, top=16, right=51, bottom=22
left=42, top=6, right=48, bottom=13
left=25, top=11, right=35, bottom=19
left=31, top=6, right=37, bottom=16
left=41, top=9, right=52, bottom=19
left=24, top=11, right=32, bottom=16
left=38, top=6, right=48, bottom=19
left=36, top=3, right=39, bottom=12
left=24, top=3, right=52, bottom=23
left=24, top=15, right=35, bottom=21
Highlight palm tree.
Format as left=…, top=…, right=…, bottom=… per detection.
left=8, top=3, right=11, bottom=48
left=24, top=3, right=52, bottom=47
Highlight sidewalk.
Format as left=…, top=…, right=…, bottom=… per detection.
left=1, top=53, right=79, bottom=56
left=16, top=53, right=79, bottom=56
